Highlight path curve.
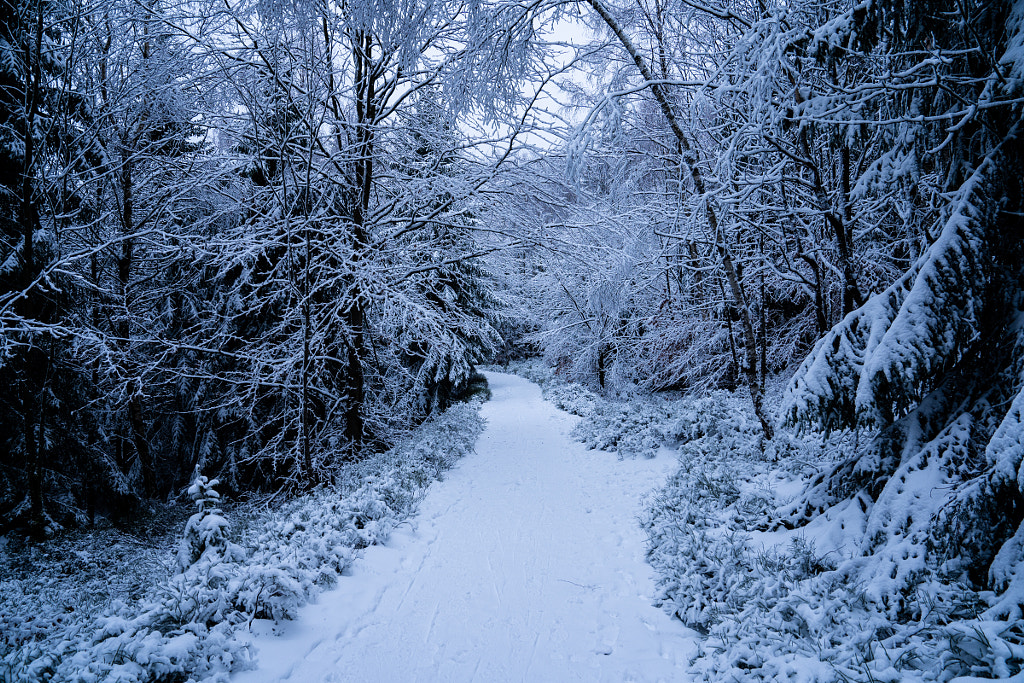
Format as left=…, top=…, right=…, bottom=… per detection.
left=235, top=372, right=696, bottom=682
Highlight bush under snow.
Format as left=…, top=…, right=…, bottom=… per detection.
left=640, top=390, right=1024, bottom=681
left=508, top=358, right=1024, bottom=681
left=1, top=401, right=484, bottom=683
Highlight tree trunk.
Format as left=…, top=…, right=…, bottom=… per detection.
left=338, top=29, right=378, bottom=455
left=597, top=343, right=608, bottom=388
left=129, top=395, right=155, bottom=497
left=24, top=385, right=44, bottom=539
left=118, top=156, right=156, bottom=496
left=718, top=242, right=774, bottom=439
left=791, top=87, right=863, bottom=315
left=301, top=226, right=313, bottom=477
left=20, top=0, right=47, bottom=537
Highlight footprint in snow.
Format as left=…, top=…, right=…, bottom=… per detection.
left=594, top=624, right=620, bottom=655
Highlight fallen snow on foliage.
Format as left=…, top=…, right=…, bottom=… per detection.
left=503, top=359, right=1024, bottom=681
left=235, top=372, right=698, bottom=682
left=1, top=402, right=484, bottom=682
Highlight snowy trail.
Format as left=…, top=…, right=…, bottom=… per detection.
left=234, top=372, right=697, bottom=682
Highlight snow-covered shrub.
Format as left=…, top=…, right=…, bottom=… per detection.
left=644, top=420, right=884, bottom=678
left=642, top=431, right=775, bottom=632
left=569, top=386, right=794, bottom=461
left=690, top=570, right=1013, bottom=683
left=545, top=383, right=601, bottom=418
left=177, top=475, right=244, bottom=571
left=512, top=360, right=794, bottom=462
left=400, top=403, right=484, bottom=478
left=636, top=384, right=1024, bottom=681
left=663, top=390, right=761, bottom=445
left=0, top=400, right=485, bottom=683
left=571, top=400, right=673, bottom=458
left=59, top=617, right=243, bottom=683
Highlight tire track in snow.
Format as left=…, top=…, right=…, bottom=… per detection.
left=234, top=372, right=698, bottom=682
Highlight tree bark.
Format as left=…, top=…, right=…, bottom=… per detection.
left=24, top=383, right=44, bottom=539
left=20, top=0, right=47, bottom=537
left=118, top=155, right=156, bottom=496
left=129, top=395, right=155, bottom=496
left=338, top=29, right=377, bottom=454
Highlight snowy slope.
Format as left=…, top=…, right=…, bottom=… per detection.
left=234, top=371, right=698, bottom=682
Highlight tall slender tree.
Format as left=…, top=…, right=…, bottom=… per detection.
left=0, top=0, right=90, bottom=534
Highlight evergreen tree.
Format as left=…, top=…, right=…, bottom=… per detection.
left=0, top=0, right=96, bottom=535
left=781, top=0, right=1024, bottom=610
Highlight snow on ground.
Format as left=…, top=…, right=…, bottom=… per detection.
left=234, top=371, right=698, bottom=682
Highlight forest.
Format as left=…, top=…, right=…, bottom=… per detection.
left=1, top=0, right=1023, bottom=678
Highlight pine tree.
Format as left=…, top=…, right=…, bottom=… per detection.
left=781, top=0, right=1024, bottom=609
left=177, top=473, right=241, bottom=569
left=0, top=0, right=94, bottom=536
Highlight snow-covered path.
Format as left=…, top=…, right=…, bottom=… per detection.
left=235, top=372, right=697, bottom=682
